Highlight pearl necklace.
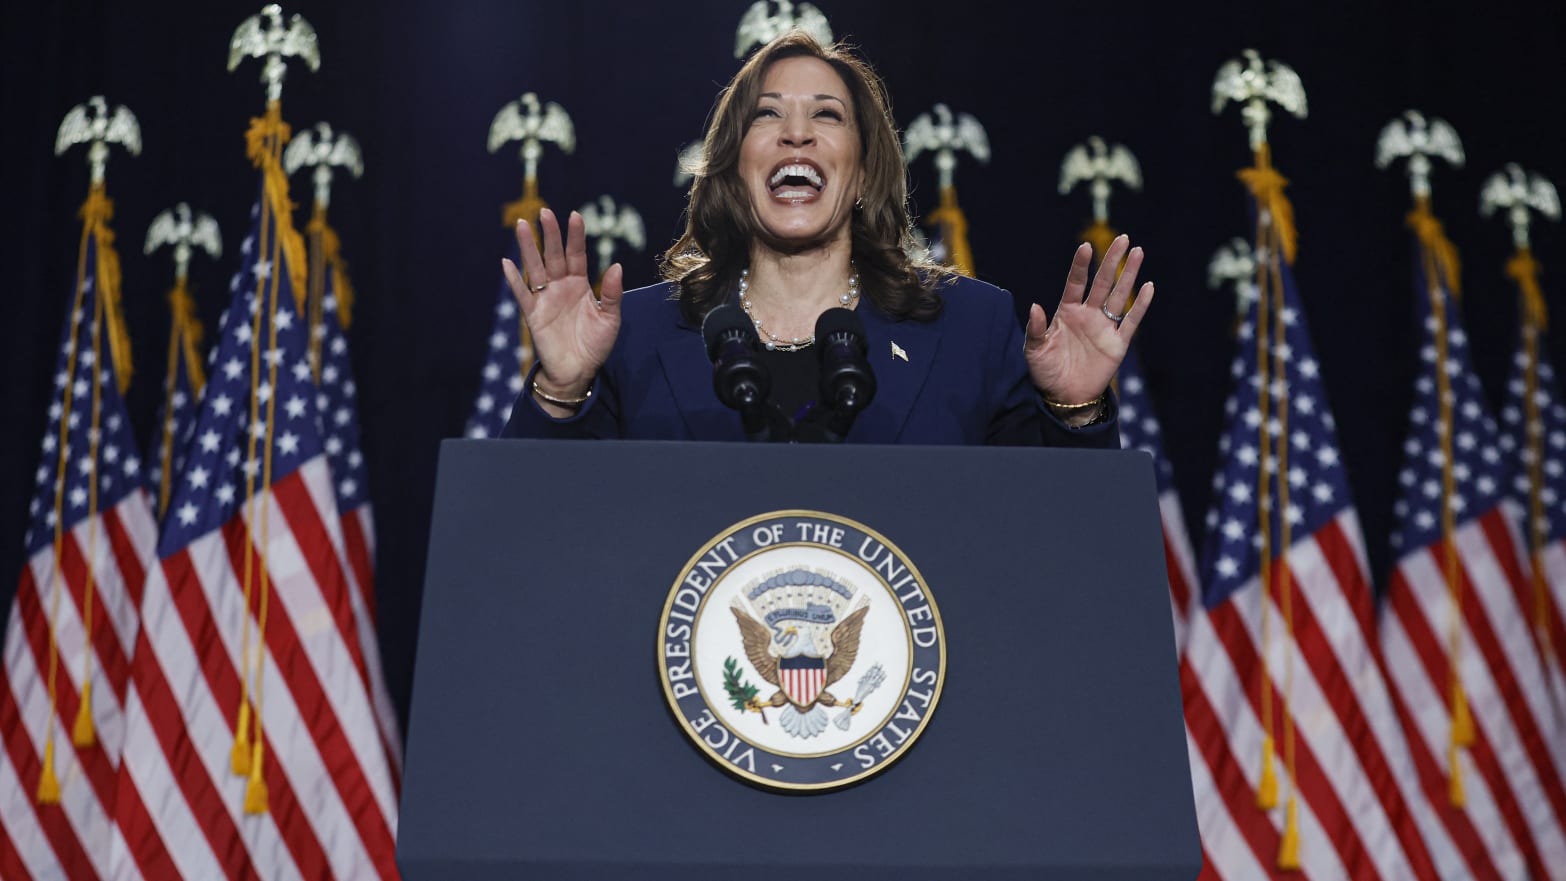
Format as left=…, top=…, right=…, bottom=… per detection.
left=738, top=265, right=861, bottom=352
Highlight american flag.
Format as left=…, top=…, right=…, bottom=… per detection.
left=1381, top=227, right=1566, bottom=880
left=1182, top=183, right=1448, bottom=878
left=1118, top=343, right=1239, bottom=872
left=308, top=228, right=403, bottom=777
left=464, top=249, right=532, bottom=438
left=1496, top=256, right=1566, bottom=715
left=147, top=281, right=207, bottom=524
left=0, top=186, right=158, bottom=880
left=1116, top=344, right=1198, bottom=654
left=107, top=109, right=400, bottom=881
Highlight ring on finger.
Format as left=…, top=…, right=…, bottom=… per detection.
left=529, top=279, right=550, bottom=293
left=1101, top=302, right=1127, bottom=323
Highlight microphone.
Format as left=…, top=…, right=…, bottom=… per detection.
left=701, top=304, right=789, bottom=442
left=805, top=307, right=876, bottom=443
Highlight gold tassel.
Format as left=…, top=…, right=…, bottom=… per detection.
left=1082, top=220, right=1141, bottom=306
left=230, top=702, right=253, bottom=776
left=1257, top=733, right=1279, bottom=809
left=924, top=185, right=975, bottom=277
left=244, top=742, right=268, bottom=814
left=1448, top=741, right=1467, bottom=807
left=36, top=739, right=61, bottom=804
left=246, top=103, right=310, bottom=311
left=499, top=179, right=545, bottom=380
left=1080, top=219, right=1118, bottom=264
left=78, top=185, right=134, bottom=393
left=502, top=177, right=550, bottom=232
left=1508, top=249, right=1549, bottom=331
left=1407, top=199, right=1463, bottom=298
left=306, top=211, right=358, bottom=329
left=96, top=224, right=132, bottom=394
left=169, top=281, right=207, bottom=393
left=1451, top=679, right=1474, bottom=747
left=331, top=262, right=356, bottom=329
left=71, top=680, right=95, bottom=748
left=79, top=185, right=113, bottom=226
left=1237, top=144, right=1298, bottom=266
left=1277, top=793, right=1302, bottom=870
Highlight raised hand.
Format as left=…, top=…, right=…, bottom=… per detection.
left=1023, top=235, right=1154, bottom=410
left=500, top=207, right=624, bottom=402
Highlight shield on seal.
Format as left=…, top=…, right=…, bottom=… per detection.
left=778, top=654, right=827, bottom=707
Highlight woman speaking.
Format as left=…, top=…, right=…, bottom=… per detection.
left=500, top=31, right=1153, bottom=446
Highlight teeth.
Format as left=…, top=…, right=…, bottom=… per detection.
left=768, top=163, right=824, bottom=188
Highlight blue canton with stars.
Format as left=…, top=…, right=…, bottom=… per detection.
left=1390, top=245, right=1508, bottom=555
left=1198, top=227, right=1353, bottom=608
left=315, top=266, right=370, bottom=515
left=1497, top=331, right=1566, bottom=546
left=464, top=242, right=531, bottom=438
left=156, top=180, right=325, bottom=559
left=23, top=230, right=146, bottom=557
left=147, top=316, right=205, bottom=515
left=1115, top=344, right=1177, bottom=494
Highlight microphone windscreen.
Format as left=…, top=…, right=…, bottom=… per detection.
left=814, top=307, right=867, bottom=352
left=701, top=303, right=756, bottom=360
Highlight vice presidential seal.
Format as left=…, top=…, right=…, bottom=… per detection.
left=658, top=511, right=946, bottom=791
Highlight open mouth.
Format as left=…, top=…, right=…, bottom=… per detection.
left=767, top=160, right=825, bottom=201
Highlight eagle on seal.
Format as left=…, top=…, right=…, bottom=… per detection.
left=731, top=587, right=868, bottom=739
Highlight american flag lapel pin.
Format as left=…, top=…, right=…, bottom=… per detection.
left=891, top=341, right=908, bottom=362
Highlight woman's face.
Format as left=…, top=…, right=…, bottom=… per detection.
left=737, top=55, right=864, bottom=253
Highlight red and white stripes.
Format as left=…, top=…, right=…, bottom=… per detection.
left=1382, top=506, right=1566, bottom=880
left=108, top=457, right=399, bottom=881
left=1182, top=511, right=1454, bottom=880
left=336, top=503, right=403, bottom=780
left=0, top=491, right=156, bottom=881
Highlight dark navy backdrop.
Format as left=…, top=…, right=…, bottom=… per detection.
left=2, top=0, right=1563, bottom=733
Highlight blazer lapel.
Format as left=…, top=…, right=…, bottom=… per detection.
left=850, top=303, right=942, bottom=443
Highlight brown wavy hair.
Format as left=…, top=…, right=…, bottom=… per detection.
left=661, top=31, right=948, bottom=326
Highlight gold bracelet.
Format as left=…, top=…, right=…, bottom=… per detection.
left=532, top=378, right=592, bottom=407
left=1043, top=392, right=1104, bottom=410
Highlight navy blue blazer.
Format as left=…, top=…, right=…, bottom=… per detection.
left=502, top=275, right=1119, bottom=447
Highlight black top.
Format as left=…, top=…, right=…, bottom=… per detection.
left=757, top=346, right=820, bottom=425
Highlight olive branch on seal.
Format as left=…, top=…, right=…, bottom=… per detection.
left=723, top=656, right=767, bottom=725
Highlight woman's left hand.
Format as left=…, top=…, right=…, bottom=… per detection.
left=1024, top=235, right=1155, bottom=407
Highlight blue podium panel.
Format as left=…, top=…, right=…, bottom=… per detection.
left=398, top=439, right=1199, bottom=880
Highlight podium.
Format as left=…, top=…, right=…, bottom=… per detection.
left=398, top=439, right=1200, bottom=880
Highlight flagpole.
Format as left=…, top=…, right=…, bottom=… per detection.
left=580, top=194, right=646, bottom=292
left=226, top=1, right=321, bottom=813
left=1482, top=164, right=1563, bottom=672
left=1060, top=135, right=1143, bottom=402
left=491, top=92, right=575, bottom=273
left=36, top=96, right=141, bottom=802
left=468, top=92, right=576, bottom=438
left=1059, top=136, right=1142, bottom=262
left=145, top=203, right=221, bottom=521
left=904, top=103, right=989, bottom=277
left=1213, top=48, right=1309, bottom=871
left=283, top=121, right=364, bottom=378
left=1378, top=109, right=1474, bottom=804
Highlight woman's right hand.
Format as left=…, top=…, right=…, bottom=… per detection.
left=500, top=207, right=624, bottom=401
